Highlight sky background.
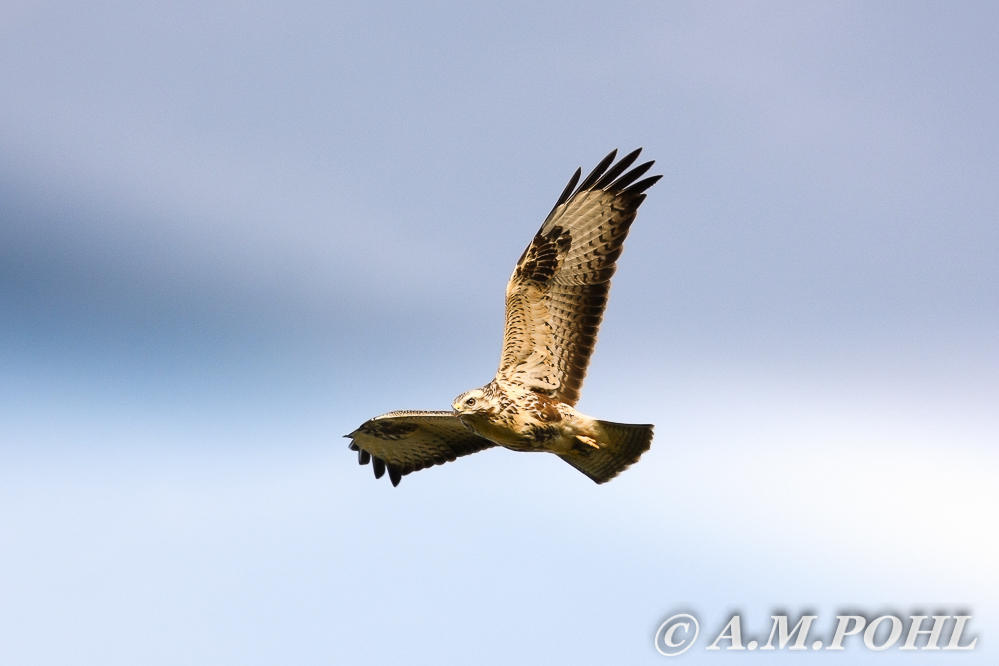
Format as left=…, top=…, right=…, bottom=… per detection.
left=1, top=1, right=997, bottom=664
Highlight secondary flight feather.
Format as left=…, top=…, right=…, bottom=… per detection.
left=347, top=149, right=661, bottom=486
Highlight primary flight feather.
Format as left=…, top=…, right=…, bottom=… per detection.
left=347, top=149, right=661, bottom=486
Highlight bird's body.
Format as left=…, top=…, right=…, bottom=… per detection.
left=453, top=380, right=593, bottom=455
left=347, top=149, right=661, bottom=486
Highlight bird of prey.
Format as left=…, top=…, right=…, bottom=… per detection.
left=346, top=149, right=661, bottom=486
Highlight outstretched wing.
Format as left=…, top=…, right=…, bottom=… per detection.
left=497, top=148, right=661, bottom=405
left=345, top=411, right=496, bottom=486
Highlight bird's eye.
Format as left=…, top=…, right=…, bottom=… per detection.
left=465, top=397, right=476, bottom=406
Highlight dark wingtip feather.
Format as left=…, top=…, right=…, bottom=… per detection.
left=348, top=441, right=359, bottom=451
left=624, top=174, right=663, bottom=195
left=575, top=149, right=618, bottom=193
left=388, top=466, right=402, bottom=487
left=373, top=457, right=386, bottom=479
left=593, top=147, right=642, bottom=190
left=547, top=149, right=658, bottom=218
left=609, top=160, right=654, bottom=191
left=358, top=449, right=370, bottom=465
left=554, top=167, right=581, bottom=209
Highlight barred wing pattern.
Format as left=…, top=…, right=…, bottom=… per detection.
left=498, top=149, right=661, bottom=405
left=346, top=411, right=496, bottom=486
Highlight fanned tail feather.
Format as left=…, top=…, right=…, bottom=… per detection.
left=559, top=421, right=653, bottom=484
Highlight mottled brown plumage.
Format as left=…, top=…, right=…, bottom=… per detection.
left=347, top=149, right=660, bottom=486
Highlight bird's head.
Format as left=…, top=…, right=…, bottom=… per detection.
left=452, top=388, right=489, bottom=416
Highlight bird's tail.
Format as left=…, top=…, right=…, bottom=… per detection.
left=558, top=421, right=653, bottom=484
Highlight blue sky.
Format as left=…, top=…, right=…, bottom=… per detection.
left=1, top=2, right=996, bottom=664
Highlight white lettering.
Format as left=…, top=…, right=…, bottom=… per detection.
left=944, top=616, right=977, bottom=650
left=827, top=616, right=866, bottom=650
left=760, top=615, right=817, bottom=650
left=863, top=616, right=902, bottom=650
left=706, top=616, right=744, bottom=650
left=900, top=616, right=948, bottom=650
left=663, top=623, right=688, bottom=648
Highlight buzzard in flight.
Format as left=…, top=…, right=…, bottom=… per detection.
left=347, top=149, right=661, bottom=486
